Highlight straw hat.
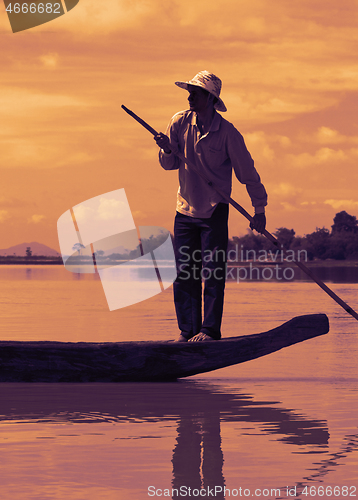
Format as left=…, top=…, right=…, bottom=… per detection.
left=175, top=71, right=227, bottom=112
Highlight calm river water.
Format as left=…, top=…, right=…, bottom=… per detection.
left=0, top=265, right=357, bottom=500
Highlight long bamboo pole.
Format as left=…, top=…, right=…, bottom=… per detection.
left=121, top=104, right=358, bottom=321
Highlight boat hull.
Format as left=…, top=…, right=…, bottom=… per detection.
left=0, top=314, right=329, bottom=382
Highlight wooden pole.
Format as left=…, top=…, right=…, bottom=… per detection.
left=121, top=105, right=358, bottom=321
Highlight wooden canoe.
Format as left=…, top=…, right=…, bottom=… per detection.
left=0, top=314, right=329, bottom=382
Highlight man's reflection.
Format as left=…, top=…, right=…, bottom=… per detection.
left=0, top=381, right=334, bottom=499
left=172, top=415, right=225, bottom=499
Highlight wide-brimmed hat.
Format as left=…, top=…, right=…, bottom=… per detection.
left=175, top=70, right=227, bottom=112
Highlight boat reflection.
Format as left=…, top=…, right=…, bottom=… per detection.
left=0, top=381, right=337, bottom=499
left=294, top=433, right=358, bottom=491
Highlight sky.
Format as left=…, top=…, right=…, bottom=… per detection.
left=1, top=0, right=358, bottom=251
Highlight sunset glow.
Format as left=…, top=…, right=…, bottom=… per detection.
left=1, top=0, right=358, bottom=250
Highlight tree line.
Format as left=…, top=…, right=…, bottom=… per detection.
left=228, top=211, right=358, bottom=261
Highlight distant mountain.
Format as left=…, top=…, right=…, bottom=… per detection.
left=0, top=242, right=60, bottom=257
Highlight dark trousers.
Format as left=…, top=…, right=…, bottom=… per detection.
left=173, top=203, right=229, bottom=340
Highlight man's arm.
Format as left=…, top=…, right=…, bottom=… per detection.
left=226, top=124, right=268, bottom=233
left=155, top=113, right=184, bottom=171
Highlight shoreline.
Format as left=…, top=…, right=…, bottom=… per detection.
left=1, top=259, right=358, bottom=267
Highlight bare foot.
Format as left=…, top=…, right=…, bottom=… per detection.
left=188, top=333, right=215, bottom=342
left=175, top=334, right=188, bottom=342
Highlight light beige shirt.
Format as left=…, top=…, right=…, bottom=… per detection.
left=159, top=110, right=267, bottom=218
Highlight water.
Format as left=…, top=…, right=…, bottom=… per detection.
left=0, top=266, right=357, bottom=499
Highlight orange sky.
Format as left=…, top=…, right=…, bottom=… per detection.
left=1, top=0, right=358, bottom=251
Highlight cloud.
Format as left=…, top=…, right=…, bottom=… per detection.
left=131, top=210, right=147, bottom=219
left=245, top=131, right=292, bottom=162
left=0, top=210, right=10, bottom=222
left=286, top=148, right=347, bottom=168
left=324, top=199, right=358, bottom=211
left=0, top=196, right=34, bottom=208
left=96, top=198, right=129, bottom=221
left=267, top=183, right=305, bottom=213
left=71, top=204, right=92, bottom=222
left=0, top=86, right=98, bottom=169
left=301, top=127, right=358, bottom=145
left=42, top=0, right=155, bottom=34
left=272, top=183, right=302, bottom=198
left=316, top=127, right=343, bottom=144
left=245, top=132, right=275, bottom=161
left=73, top=198, right=130, bottom=223
left=224, top=88, right=335, bottom=125
left=0, top=137, right=93, bottom=169
left=28, top=214, right=46, bottom=223
left=39, top=53, right=59, bottom=68
left=3, top=0, right=358, bottom=129
left=280, top=201, right=300, bottom=212
left=55, top=151, right=95, bottom=167
left=0, top=88, right=86, bottom=117
left=2, top=0, right=358, bottom=244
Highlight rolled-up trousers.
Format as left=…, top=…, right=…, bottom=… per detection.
left=173, top=203, right=229, bottom=340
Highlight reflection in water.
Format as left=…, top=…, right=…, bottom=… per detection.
left=224, top=264, right=358, bottom=284
left=167, top=384, right=329, bottom=499
left=294, top=265, right=358, bottom=283
left=72, top=271, right=84, bottom=280
left=1, top=264, right=358, bottom=284
left=172, top=415, right=225, bottom=499
left=293, top=434, right=358, bottom=498
left=0, top=381, right=337, bottom=499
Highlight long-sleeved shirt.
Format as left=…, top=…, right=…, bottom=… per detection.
left=159, top=109, right=267, bottom=218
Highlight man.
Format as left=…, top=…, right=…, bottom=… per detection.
left=155, top=71, right=267, bottom=342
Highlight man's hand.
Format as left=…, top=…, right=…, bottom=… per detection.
left=154, top=133, right=171, bottom=154
left=249, top=213, right=266, bottom=234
